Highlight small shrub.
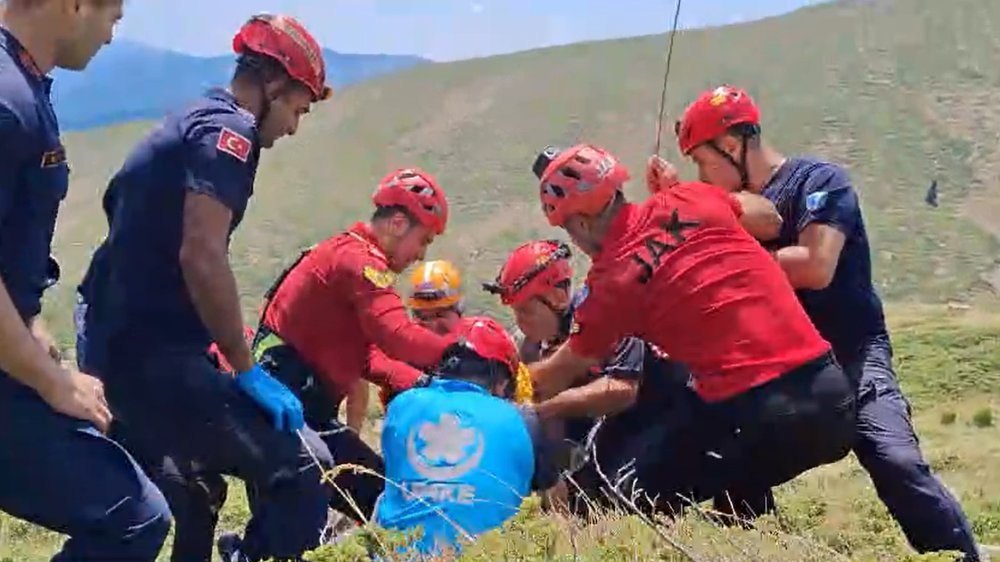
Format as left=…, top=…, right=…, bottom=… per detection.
left=972, top=408, right=994, bottom=428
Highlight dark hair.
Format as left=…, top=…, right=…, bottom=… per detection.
left=435, top=344, right=514, bottom=399
left=233, top=52, right=292, bottom=90
left=726, top=122, right=762, bottom=149
left=371, top=204, right=418, bottom=225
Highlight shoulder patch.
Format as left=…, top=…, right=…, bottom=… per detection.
left=363, top=265, right=396, bottom=289
left=216, top=127, right=252, bottom=162
left=806, top=191, right=829, bottom=212
left=41, top=145, right=67, bottom=168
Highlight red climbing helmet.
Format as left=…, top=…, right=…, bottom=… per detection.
left=675, top=85, right=760, bottom=155
left=455, top=316, right=520, bottom=379
left=538, top=143, right=630, bottom=227
left=483, top=240, right=572, bottom=307
left=372, top=168, right=449, bottom=235
left=233, top=13, right=332, bottom=102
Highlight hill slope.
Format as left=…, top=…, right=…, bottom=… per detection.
left=44, top=0, right=1000, bottom=344
left=50, top=40, right=429, bottom=130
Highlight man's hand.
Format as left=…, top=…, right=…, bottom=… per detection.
left=646, top=155, right=680, bottom=194
left=235, top=364, right=305, bottom=432
left=37, top=367, right=112, bottom=433
left=731, top=191, right=783, bottom=242
left=29, top=316, right=61, bottom=361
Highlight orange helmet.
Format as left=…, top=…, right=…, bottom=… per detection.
left=372, top=168, right=449, bottom=235
left=232, top=14, right=332, bottom=102
left=537, top=143, right=630, bottom=227
left=483, top=240, right=572, bottom=307
left=407, top=260, right=463, bottom=311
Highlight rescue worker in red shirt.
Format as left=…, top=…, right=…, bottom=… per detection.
left=250, top=168, right=457, bottom=522
left=366, top=259, right=466, bottom=417
left=526, top=143, right=857, bottom=513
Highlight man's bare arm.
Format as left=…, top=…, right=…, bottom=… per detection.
left=774, top=223, right=846, bottom=290
left=732, top=191, right=782, bottom=241
left=179, top=191, right=253, bottom=374
left=0, top=278, right=112, bottom=430
left=0, top=281, right=67, bottom=394
left=28, top=314, right=61, bottom=360
left=529, top=341, right=602, bottom=402
left=345, top=380, right=370, bottom=431
left=535, top=376, right=638, bottom=420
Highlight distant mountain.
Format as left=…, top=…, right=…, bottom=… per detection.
left=50, top=40, right=430, bottom=130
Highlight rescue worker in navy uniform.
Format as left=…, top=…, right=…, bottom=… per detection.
left=77, top=14, right=337, bottom=562
left=670, top=85, right=980, bottom=560
left=0, top=1, right=173, bottom=561
left=375, top=316, right=560, bottom=557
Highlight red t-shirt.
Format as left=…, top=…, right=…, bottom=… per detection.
left=569, top=182, right=830, bottom=402
left=367, top=346, right=425, bottom=389
left=262, top=222, right=455, bottom=395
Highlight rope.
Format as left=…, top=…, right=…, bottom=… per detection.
left=654, top=0, right=685, bottom=156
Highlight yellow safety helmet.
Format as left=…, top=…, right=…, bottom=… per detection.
left=514, top=361, right=534, bottom=404
left=407, top=260, right=463, bottom=311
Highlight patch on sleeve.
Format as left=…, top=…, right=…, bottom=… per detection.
left=216, top=127, right=252, bottom=162
left=805, top=191, right=829, bottom=212
left=569, top=319, right=581, bottom=335
left=40, top=145, right=67, bottom=168
left=362, top=265, right=396, bottom=289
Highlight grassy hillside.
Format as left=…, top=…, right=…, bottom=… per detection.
left=3, top=305, right=998, bottom=561
left=39, top=0, right=1000, bottom=344
left=40, top=0, right=1000, bottom=345
left=5, top=1, right=1000, bottom=558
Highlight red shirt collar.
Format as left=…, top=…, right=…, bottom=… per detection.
left=347, top=222, right=389, bottom=261
left=594, top=202, right=638, bottom=261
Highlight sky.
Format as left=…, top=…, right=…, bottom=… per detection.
left=114, top=0, right=829, bottom=61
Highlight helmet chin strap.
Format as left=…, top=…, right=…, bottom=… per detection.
left=256, top=79, right=290, bottom=135
left=536, top=294, right=571, bottom=343
left=256, top=81, right=273, bottom=130
left=709, top=135, right=752, bottom=191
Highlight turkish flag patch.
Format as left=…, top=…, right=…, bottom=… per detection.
left=216, top=127, right=251, bottom=162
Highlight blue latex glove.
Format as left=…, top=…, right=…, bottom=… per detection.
left=235, top=364, right=305, bottom=432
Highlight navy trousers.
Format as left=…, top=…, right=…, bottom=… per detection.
left=848, top=334, right=978, bottom=560
left=0, top=377, right=172, bottom=562
left=102, top=344, right=333, bottom=562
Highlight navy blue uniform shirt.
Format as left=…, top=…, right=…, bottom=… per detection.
left=82, top=88, right=260, bottom=352
left=762, top=157, right=887, bottom=365
left=0, top=28, right=68, bottom=323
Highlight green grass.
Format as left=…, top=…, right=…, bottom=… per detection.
left=8, top=0, right=1000, bottom=559
left=37, top=0, right=1000, bottom=347
left=2, top=306, right=998, bottom=561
